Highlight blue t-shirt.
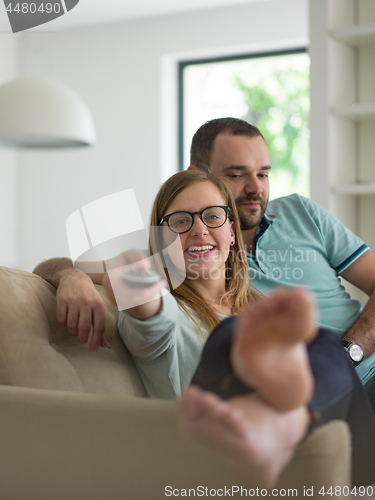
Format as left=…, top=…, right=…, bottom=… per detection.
left=247, top=194, right=373, bottom=384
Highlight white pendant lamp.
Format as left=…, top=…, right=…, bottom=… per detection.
left=0, top=76, right=96, bottom=149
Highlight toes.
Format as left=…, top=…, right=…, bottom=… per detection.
left=280, top=287, right=315, bottom=317
left=222, top=408, right=250, bottom=438
left=181, top=386, right=246, bottom=437
left=180, top=386, right=205, bottom=419
left=181, top=386, right=225, bottom=421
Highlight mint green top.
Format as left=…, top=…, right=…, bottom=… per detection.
left=118, top=292, right=215, bottom=399
left=249, top=194, right=373, bottom=384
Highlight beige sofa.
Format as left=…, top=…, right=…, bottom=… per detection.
left=0, top=265, right=352, bottom=500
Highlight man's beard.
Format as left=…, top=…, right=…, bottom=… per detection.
left=235, top=195, right=268, bottom=231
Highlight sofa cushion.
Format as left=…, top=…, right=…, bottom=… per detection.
left=0, top=266, right=147, bottom=397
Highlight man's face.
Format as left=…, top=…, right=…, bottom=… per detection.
left=208, top=133, right=270, bottom=231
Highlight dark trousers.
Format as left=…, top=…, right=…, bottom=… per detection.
left=191, top=317, right=375, bottom=487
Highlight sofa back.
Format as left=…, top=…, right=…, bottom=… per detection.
left=0, top=266, right=147, bottom=397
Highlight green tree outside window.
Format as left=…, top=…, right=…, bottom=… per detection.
left=182, top=51, right=310, bottom=199
left=234, top=57, right=310, bottom=199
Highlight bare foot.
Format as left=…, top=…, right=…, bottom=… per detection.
left=180, top=385, right=310, bottom=488
left=231, top=287, right=317, bottom=411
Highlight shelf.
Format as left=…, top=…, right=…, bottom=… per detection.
left=331, top=183, right=375, bottom=195
left=331, top=103, right=375, bottom=120
left=331, top=23, right=375, bottom=47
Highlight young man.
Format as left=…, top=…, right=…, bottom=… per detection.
left=188, top=117, right=375, bottom=402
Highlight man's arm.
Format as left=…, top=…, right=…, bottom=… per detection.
left=33, top=258, right=107, bottom=353
left=341, top=251, right=375, bottom=358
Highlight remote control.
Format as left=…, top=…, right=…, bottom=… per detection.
left=121, top=269, right=162, bottom=289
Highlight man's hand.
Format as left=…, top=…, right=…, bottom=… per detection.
left=56, top=268, right=107, bottom=353
left=33, top=258, right=107, bottom=354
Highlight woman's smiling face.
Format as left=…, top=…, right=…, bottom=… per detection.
left=161, top=181, right=235, bottom=283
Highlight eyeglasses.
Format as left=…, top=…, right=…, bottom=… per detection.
left=159, top=206, right=230, bottom=234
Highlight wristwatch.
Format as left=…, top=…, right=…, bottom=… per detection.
left=341, top=340, right=364, bottom=366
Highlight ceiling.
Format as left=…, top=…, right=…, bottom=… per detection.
left=0, top=0, right=270, bottom=33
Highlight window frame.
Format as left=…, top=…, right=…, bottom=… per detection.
left=178, top=47, right=308, bottom=171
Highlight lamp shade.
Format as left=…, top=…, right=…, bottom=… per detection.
left=0, top=77, right=96, bottom=148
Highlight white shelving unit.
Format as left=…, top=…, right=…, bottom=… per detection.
left=310, top=0, right=375, bottom=303
left=332, top=102, right=375, bottom=120
left=332, top=183, right=375, bottom=195
left=331, top=22, right=375, bottom=46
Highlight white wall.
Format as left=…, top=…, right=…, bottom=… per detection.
left=9, top=0, right=307, bottom=270
left=0, top=36, right=17, bottom=268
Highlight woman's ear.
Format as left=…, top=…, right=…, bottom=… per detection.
left=230, top=221, right=236, bottom=243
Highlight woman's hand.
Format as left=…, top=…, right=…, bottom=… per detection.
left=104, top=249, right=167, bottom=320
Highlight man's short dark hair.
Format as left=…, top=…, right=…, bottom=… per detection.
left=190, top=117, right=264, bottom=172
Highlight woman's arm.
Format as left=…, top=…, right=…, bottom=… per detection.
left=118, top=292, right=181, bottom=399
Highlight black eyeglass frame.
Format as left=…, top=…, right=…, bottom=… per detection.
left=159, top=205, right=231, bottom=234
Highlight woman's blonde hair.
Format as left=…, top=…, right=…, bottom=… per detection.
left=149, top=170, right=259, bottom=336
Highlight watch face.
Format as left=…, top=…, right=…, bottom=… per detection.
left=349, top=344, right=364, bottom=362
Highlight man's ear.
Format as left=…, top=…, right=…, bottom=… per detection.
left=187, top=165, right=199, bottom=171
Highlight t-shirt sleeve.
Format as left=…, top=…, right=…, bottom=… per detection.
left=118, top=291, right=178, bottom=362
left=117, top=291, right=182, bottom=399
left=300, top=196, right=370, bottom=275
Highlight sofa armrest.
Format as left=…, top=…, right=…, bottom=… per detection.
left=0, top=385, right=350, bottom=500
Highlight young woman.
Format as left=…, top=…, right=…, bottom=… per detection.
left=104, top=169, right=321, bottom=487
left=107, top=169, right=314, bottom=411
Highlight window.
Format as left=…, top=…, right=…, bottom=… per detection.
left=179, top=49, right=310, bottom=200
